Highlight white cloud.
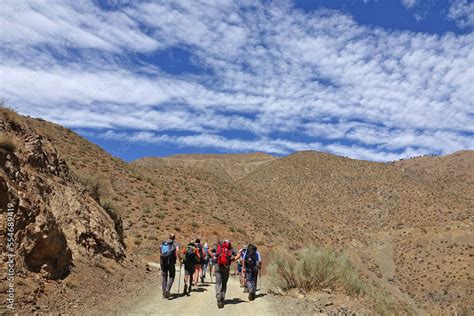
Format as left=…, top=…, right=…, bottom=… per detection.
left=0, top=0, right=159, bottom=52
left=0, top=0, right=473, bottom=161
left=401, top=0, right=419, bottom=9
left=447, top=0, right=474, bottom=29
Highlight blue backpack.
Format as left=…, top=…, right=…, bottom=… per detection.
left=161, top=241, right=175, bottom=258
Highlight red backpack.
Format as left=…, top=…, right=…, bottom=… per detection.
left=216, top=240, right=232, bottom=266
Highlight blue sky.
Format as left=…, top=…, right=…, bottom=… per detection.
left=1, top=0, right=473, bottom=161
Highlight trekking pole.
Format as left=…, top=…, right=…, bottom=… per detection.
left=233, top=266, right=236, bottom=286
left=258, top=268, right=262, bottom=292
left=177, top=263, right=182, bottom=294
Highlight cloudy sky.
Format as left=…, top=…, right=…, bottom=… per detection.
left=1, top=0, right=473, bottom=161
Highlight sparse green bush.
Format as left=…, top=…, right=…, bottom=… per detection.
left=156, top=212, right=165, bottom=219
left=267, top=246, right=364, bottom=295
left=0, top=134, right=17, bottom=152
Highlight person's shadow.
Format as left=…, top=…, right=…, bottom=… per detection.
left=168, top=293, right=186, bottom=300
left=168, top=287, right=207, bottom=300
left=224, top=298, right=247, bottom=305
left=199, top=283, right=211, bottom=287
left=255, top=293, right=267, bottom=299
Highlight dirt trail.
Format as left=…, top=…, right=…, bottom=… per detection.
left=122, top=264, right=272, bottom=315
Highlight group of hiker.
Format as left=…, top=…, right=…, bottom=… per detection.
left=159, top=234, right=262, bottom=309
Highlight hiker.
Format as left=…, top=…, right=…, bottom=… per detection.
left=194, top=238, right=204, bottom=285
left=242, top=244, right=262, bottom=301
left=180, top=242, right=200, bottom=295
left=209, top=240, right=237, bottom=309
left=236, top=245, right=247, bottom=289
left=160, top=233, right=179, bottom=299
left=208, top=246, right=217, bottom=280
left=201, top=242, right=210, bottom=283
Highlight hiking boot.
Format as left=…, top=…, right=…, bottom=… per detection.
left=217, top=295, right=224, bottom=309
left=249, top=292, right=255, bottom=301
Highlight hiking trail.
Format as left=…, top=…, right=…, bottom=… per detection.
left=122, top=263, right=272, bottom=315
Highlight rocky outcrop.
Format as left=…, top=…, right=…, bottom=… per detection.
left=0, top=110, right=125, bottom=285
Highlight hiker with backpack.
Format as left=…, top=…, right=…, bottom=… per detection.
left=208, top=246, right=217, bottom=282
left=236, top=245, right=247, bottom=289
left=179, top=242, right=201, bottom=295
left=159, top=234, right=179, bottom=299
left=209, top=240, right=237, bottom=309
left=242, top=244, right=262, bottom=301
left=201, top=242, right=210, bottom=283
left=194, top=239, right=204, bottom=285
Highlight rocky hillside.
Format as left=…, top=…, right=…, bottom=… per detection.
left=0, top=109, right=152, bottom=312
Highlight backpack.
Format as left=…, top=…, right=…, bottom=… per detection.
left=184, top=246, right=197, bottom=265
left=161, top=240, right=175, bottom=258
left=244, top=244, right=258, bottom=271
left=197, top=243, right=204, bottom=263
left=216, top=240, right=232, bottom=266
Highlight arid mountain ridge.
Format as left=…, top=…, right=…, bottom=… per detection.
left=1, top=108, right=472, bottom=314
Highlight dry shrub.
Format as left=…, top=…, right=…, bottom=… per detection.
left=78, top=173, right=109, bottom=198
left=0, top=106, right=23, bottom=127
left=100, top=196, right=124, bottom=241
left=268, top=246, right=407, bottom=314
left=0, top=134, right=17, bottom=152
left=267, top=246, right=364, bottom=295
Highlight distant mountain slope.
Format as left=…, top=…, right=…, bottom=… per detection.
left=133, top=152, right=275, bottom=181
left=394, top=151, right=474, bottom=203
left=239, top=150, right=473, bottom=313
left=241, top=151, right=470, bottom=229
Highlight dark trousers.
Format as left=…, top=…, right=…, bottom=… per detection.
left=184, top=263, right=195, bottom=286
left=161, top=259, right=176, bottom=292
left=246, top=270, right=258, bottom=294
left=215, top=265, right=230, bottom=300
